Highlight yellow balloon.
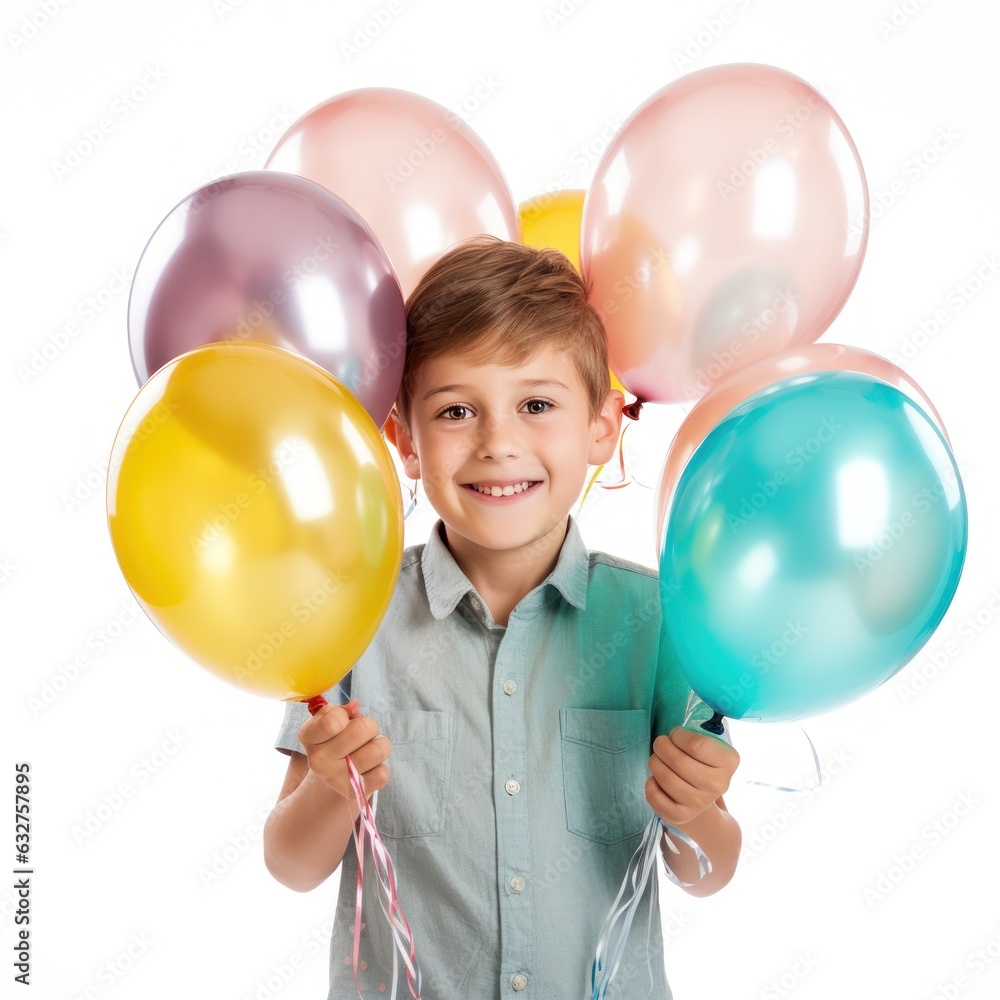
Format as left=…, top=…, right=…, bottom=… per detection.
left=519, top=189, right=626, bottom=395
left=520, top=189, right=586, bottom=271
left=106, top=342, right=403, bottom=701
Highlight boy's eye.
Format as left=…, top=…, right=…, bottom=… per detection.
left=436, top=399, right=553, bottom=421
left=523, top=398, right=553, bottom=415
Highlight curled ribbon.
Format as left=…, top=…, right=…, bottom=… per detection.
left=307, top=695, right=423, bottom=999
left=589, top=693, right=713, bottom=1000
left=574, top=409, right=654, bottom=522
left=589, top=692, right=825, bottom=999
left=402, top=478, right=419, bottom=520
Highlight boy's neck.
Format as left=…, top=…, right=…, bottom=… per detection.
left=440, top=516, right=570, bottom=627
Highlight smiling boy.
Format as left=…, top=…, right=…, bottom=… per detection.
left=264, top=235, right=741, bottom=999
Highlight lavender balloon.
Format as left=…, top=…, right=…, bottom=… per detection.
left=128, top=171, right=406, bottom=430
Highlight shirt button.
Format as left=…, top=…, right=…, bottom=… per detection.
left=505, top=778, right=521, bottom=795
left=511, top=973, right=528, bottom=990
left=510, top=876, right=526, bottom=892
left=502, top=679, right=517, bottom=695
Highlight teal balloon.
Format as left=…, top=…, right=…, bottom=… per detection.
left=659, top=371, right=967, bottom=722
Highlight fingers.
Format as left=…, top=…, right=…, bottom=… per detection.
left=300, top=704, right=381, bottom=759
left=646, top=774, right=691, bottom=823
left=646, top=754, right=705, bottom=815
left=339, top=746, right=391, bottom=806
left=345, top=734, right=392, bottom=779
left=298, top=705, right=392, bottom=801
left=662, top=727, right=740, bottom=769
left=298, top=701, right=352, bottom=747
left=653, top=730, right=738, bottom=786
left=645, top=754, right=717, bottom=825
left=647, top=728, right=736, bottom=824
left=357, top=761, right=390, bottom=798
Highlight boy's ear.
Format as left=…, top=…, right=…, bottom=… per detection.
left=588, top=389, right=625, bottom=466
left=384, top=408, right=421, bottom=480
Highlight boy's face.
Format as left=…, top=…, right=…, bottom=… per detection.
left=386, top=343, right=623, bottom=555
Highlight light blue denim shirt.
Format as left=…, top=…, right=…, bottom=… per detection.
left=274, top=515, right=726, bottom=1000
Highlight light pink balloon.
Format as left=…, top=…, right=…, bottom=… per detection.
left=654, top=343, right=952, bottom=555
left=265, top=88, right=521, bottom=299
left=583, top=64, right=869, bottom=404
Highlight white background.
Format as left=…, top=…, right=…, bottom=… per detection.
left=3, top=1, right=998, bottom=998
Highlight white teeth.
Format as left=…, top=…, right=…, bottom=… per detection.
left=470, top=480, right=535, bottom=496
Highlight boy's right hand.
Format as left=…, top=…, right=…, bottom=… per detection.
left=298, top=700, right=391, bottom=802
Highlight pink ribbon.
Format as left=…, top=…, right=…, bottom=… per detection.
left=307, top=696, right=423, bottom=999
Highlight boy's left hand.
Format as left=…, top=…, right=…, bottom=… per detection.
left=646, top=727, right=740, bottom=828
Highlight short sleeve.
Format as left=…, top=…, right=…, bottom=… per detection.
left=274, top=699, right=310, bottom=756
left=273, top=675, right=353, bottom=756
left=650, top=620, right=733, bottom=749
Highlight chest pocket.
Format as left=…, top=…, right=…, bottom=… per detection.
left=560, top=708, right=651, bottom=845
left=367, top=709, right=453, bottom=839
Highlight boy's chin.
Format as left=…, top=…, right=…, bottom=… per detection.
left=447, top=507, right=571, bottom=544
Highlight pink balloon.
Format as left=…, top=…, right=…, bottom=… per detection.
left=128, top=171, right=406, bottom=431
left=582, top=64, right=869, bottom=404
left=265, top=88, right=521, bottom=299
left=654, top=344, right=952, bottom=555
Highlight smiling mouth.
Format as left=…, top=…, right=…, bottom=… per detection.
left=463, top=481, right=541, bottom=497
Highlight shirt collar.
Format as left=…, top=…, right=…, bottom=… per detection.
left=422, top=515, right=589, bottom=620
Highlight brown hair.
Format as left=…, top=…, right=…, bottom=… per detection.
left=393, top=235, right=611, bottom=431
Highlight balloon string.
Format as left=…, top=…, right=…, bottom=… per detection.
left=744, top=725, right=824, bottom=793
left=402, top=478, right=418, bottom=520
left=589, top=692, right=824, bottom=998
left=658, top=694, right=715, bottom=888
left=350, top=753, right=366, bottom=999
left=347, top=756, right=422, bottom=998
left=589, top=815, right=712, bottom=1000
left=676, top=691, right=823, bottom=793
left=306, top=694, right=423, bottom=999
left=589, top=696, right=713, bottom=1000
left=574, top=402, right=650, bottom=517
left=590, top=817, right=661, bottom=1000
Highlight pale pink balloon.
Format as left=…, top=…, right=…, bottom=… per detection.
left=654, top=344, right=952, bottom=555
left=265, top=88, right=521, bottom=299
left=582, top=64, right=869, bottom=404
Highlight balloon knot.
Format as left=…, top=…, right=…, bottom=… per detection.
left=306, top=695, right=329, bottom=716
left=622, top=401, right=643, bottom=421
left=700, top=711, right=726, bottom=735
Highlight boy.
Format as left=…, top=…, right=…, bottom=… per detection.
left=264, top=236, right=742, bottom=999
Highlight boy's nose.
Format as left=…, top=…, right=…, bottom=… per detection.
left=474, top=414, right=520, bottom=460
